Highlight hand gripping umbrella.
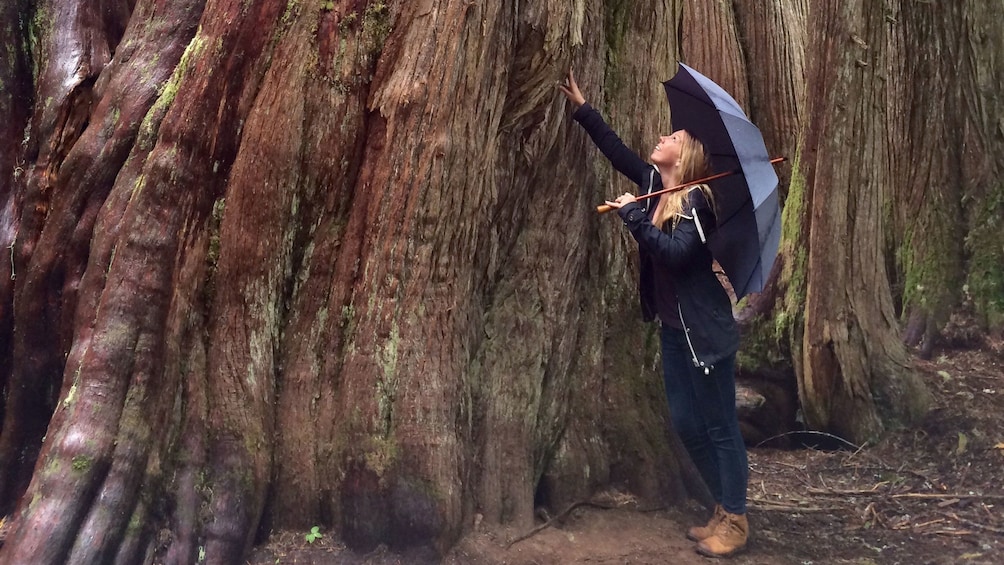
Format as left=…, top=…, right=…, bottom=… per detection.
left=594, top=64, right=781, bottom=298
left=663, top=63, right=781, bottom=299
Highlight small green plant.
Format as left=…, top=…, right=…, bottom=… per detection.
left=305, top=525, right=323, bottom=543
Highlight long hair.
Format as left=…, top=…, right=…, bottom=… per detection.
left=652, top=132, right=714, bottom=230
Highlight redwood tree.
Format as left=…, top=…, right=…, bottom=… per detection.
left=891, top=0, right=1004, bottom=355
left=2, top=0, right=1002, bottom=562
left=740, top=0, right=1003, bottom=444
left=0, top=0, right=699, bottom=562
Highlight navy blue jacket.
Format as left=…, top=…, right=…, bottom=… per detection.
left=573, top=103, right=740, bottom=371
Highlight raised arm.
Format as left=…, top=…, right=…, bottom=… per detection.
left=559, top=69, right=652, bottom=187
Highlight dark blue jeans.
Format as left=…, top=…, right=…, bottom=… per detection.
left=661, top=325, right=748, bottom=514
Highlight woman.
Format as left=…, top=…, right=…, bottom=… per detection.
left=559, top=69, right=749, bottom=558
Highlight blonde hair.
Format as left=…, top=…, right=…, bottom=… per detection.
left=652, top=132, right=713, bottom=230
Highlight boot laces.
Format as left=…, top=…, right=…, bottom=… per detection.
left=714, top=513, right=743, bottom=537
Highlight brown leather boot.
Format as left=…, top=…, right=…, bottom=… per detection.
left=686, top=504, right=725, bottom=541
left=696, top=510, right=748, bottom=558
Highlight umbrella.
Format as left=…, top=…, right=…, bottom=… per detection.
left=663, top=62, right=781, bottom=299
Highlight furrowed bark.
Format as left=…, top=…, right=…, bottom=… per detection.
left=0, top=0, right=132, bottom=516
left=0, top=0, right=36, bottom=499
left=890, top=2, right=969, bottom=357
left=332, top=1, right=505, bottom=547
left=0, top=0, right=205, bottom=557
left=732, top=0, right=807, bottom=197
left=0, top=0, right=262, bottom=560
left=6, top=0, right=997, bottom=562
left=548, top=0, right=696, bottom=514
left=197, top=1, right=297, bottom=558
left=264, top=0, right=391, bottom=533
left=958, top=2, right=1004, bottom=335
left=796, top=0, right=930, bottom=443
left=681, top=1, right=749, bottom=109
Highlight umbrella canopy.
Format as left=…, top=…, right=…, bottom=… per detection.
left=663, top=63, right=780, bottom=299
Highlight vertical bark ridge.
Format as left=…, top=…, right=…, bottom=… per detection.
left=1, top=0, right=281, bottom=561
left=732, top=0, right=807, bottom=197
left=181, top=0, right=298, bottom=560
left=536, top=0, right=692, bottom=516
left=160, top=235, right=212, bottom=565
left=0, top=0, right=133, bottom=514
left=798, top=0, right=930, bottom=443
left=268, top=0, right=398, bottom=531
left=0, top=0, right=36, bottom=513
left=959, top=1, right=1004, bottom=333
left=334, top=0, right=510, bottom=548
left=681, top=0, right=748, bottom=109
left=891, top=2, right=967, bottom=356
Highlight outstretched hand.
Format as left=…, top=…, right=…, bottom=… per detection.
left=557, top=69, right=586, bottom=108
left=604, top=192, right=637, bottom=209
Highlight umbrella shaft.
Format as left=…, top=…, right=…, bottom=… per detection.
left=636, top=156, right=786, bottom=203
left=595, top=156, right=785, bottom=214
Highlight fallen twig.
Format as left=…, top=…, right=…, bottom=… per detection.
left=945, top=512, right=1004, bottom=535
left=747, top=501, right=838, bottom=513
left=506, top=501, right=600, bottom=548
left=865, top=502, right=889, bottom=528
left=806, top=485, right=891, bottom=497
left=894, top=518, right=945, bottom=530
left=826, top=464, right=936, bottom=484
left=753, top=460, right=807, bottom=472
left=928, top=529, right=977, bottom=537
left=892, top=493, right=1004, bottom=501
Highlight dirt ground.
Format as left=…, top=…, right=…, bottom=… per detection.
left=248, top=344, right=1004, bottom=565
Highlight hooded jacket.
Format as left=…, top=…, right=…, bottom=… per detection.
left=573, top=103, right=740, bottom=372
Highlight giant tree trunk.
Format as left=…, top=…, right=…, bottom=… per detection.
left=0, top=1, right=699, bottom=563
left=734, top=0, right=1004, bottom=445
left=747, top=0, right=1003, bottom=444
left=3, top=0, right=1001, bottom=561
left=892, top=1, right=1004, bottom=353
left=784, top=0, right=935, bottom=442
left=0, top=0, right=35, bottom=482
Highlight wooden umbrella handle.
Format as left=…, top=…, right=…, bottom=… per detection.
left=596, top=156, right=786, bottom=214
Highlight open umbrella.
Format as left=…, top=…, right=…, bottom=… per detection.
left=663, top=62, right=781, bottom=299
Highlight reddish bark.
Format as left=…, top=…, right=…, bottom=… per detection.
left=3, top=0, right=995, bottom=562
left=0, top=1, right=694, bottom=562
left=0, top=0, right=35, bottom=468
left=0, top=0, right=134, bottom=515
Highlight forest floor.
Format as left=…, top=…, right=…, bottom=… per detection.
left=248, top=342, right=1004, bottom=565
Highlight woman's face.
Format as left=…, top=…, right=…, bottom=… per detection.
left=650, top=130, right=688, bottom=168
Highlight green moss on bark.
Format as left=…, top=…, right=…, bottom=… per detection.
left=362, top=3, right=391, bottom=51
left=740, top=155, right=806, bottom=372
left=140, top=32, right=207, bottom=139
left=71, top=455, right=92, bottom=473
left=779, top=156, right=807, bottom=337
left=966, top=184, right=1004, bottom=329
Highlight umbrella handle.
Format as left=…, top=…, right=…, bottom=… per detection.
left=596, top=156, right=786, bottom=215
